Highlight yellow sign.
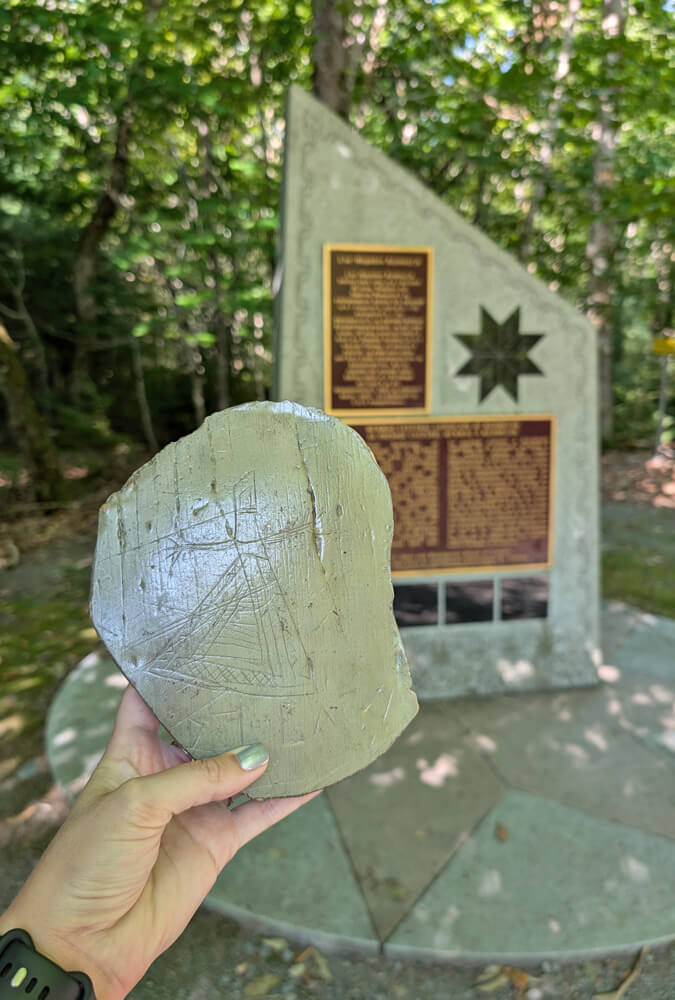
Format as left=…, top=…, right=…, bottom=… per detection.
left=653, top=337, right=675, bottom=356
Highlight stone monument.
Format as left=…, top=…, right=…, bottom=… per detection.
left=274, top=86, right=600, bottom=698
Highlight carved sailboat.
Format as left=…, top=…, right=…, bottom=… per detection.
left=139, top=472, right=317, bottom=698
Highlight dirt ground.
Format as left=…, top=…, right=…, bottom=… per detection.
left=1, top=447, right=674, bottom=999
left=601, top=446, right=675, bottom=509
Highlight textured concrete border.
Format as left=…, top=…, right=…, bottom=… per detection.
left=45, top=605, right=675, bottom=964
left=202, top=898, right=381, bottom=958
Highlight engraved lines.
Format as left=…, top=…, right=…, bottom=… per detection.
left=295, top=428, right=326, bottom=567
left=116, top=497, right=128, bottom=649
left=143, top=556, right=274, bottom=691
left=131, top=472, right=318, bottom=698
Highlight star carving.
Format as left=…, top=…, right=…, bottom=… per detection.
left=455, top=307, right=544, bottom=402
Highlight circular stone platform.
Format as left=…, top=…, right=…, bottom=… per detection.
left=46, top=602, right=675, bottom=963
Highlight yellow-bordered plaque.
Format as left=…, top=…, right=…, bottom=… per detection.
left=347, top=415, right=556, bottom=577
left=653, top=336, right=675, bottom=356
left=323, top=243, right=433, bottom=415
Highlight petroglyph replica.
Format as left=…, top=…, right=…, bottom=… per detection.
left=90, top=401, right=418, bottom=797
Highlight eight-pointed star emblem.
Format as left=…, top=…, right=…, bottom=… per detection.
left=455, top=306, right=544, bottom=402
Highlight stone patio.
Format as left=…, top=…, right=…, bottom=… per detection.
left=46, top=601, right=675, bottom=963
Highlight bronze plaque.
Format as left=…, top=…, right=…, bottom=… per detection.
left=324, top=244, right=433, bottom=414
left=349, top=416, right=554, bottom=576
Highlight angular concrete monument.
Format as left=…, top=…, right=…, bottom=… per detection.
left=91, top=401, right=418, bottom=797
left=275, top=86, right=600, bottom=698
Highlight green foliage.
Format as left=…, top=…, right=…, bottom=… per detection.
left=0, top=0, right=672, bottom=452
left=53, top=404, right=121, bottom=451
left=612, top=313, right=669, bottom=448
left=602, top=503, right=675, bottom=616
left=603, top=549, right=675, bottom=619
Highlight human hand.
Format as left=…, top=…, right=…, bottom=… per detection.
left=1, top=683, right=319, bottom=998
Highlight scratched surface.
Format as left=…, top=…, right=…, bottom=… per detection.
left=90, top=401, right=419, bottom=796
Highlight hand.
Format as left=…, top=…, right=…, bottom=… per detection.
left=1, top=684, right=319, bottom=998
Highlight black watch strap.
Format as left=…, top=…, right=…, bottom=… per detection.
left=0, top=929, right=95, bottom=999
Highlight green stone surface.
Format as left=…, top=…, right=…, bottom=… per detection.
left=90, top=401, right=418, bottom=797
left=327, top=702, right=504, bottom=940
left=209, top=794, right=378, bottom=949
left=387, top=788, right=675, bottom=959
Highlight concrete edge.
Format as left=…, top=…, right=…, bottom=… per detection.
left=201, top=896, right=381, bottom=957
left=383, top=932, right=675, bottom=967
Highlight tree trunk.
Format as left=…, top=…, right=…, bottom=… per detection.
left=207, top=247, right=231, bottom=412
left=129, top=335, right=158, bottom=452
left=585, top=0, right=626, bottom=443
left=650, top=236, right=674, bottom=337
left=71, top=106, right=132, bottom=398
left=472, top=166, right=489, bottom=229
left=0, top=324, right=64, bottom=502
left=190, top=363, right=206, bottom=427
left=0, top=246, right=51, bottom=411
left=213, top=309, right=231, bottom=411
left=519, top=0, right=581, bottom=262
left=70, top=0, right=165, bottom=399
left=312, top=0, right=351, bottom=119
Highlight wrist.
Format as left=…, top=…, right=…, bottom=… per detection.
left=0, top=907, right=121, bottom=1000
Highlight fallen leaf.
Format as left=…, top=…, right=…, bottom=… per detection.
left=313, top=949, right=332, bottom=982
left=503, top=966, right=529, bottom=998
left=295, top=946, right=313, bottom=963
left=476, top=965, right=530, bottom=996
left=475, top=971, right=509, bottom=992
left=495, top=822, right=509, bottom=842
left=475, top=966, right=502, bottom=984
left=235, top=962, right=248, bottom=975
left=243, top=973, right=281, bottom=997
left=261, top=937, right=288, bottom=953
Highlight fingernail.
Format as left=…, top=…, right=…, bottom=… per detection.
left=232, top=743, right=269, bottom=771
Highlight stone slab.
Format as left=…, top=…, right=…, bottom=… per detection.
left=387, top=788, right=675, bottom=961
left=454, top=680, right=675, bottom=842
left=46, top=651, right=125, bottom=799
left=600, top=600, right=643, bottom=662
left=611, top=611, right=675, bottom=681
left=209, top=794, right=378, bottom=952
left=402, top=620, right=598, bottom=700
left=594, top=664, right=675, bottom=763
left=275, top=85, right=600, bottom=699
left=327, top=702, right=504, bottom=940
left=90, top=401, right=418, bottom=797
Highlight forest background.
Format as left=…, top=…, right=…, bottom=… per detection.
left=0, top=0, right=673, bottom=507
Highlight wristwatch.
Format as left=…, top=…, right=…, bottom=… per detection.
left=0, top=929, right=95, bottom=998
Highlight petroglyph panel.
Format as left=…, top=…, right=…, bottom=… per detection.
left=91, top=401, right=418, bottom=796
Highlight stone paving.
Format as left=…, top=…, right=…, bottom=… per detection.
left=46, top=601, right=675, bottom=962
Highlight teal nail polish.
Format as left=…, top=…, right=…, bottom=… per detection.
left=234, top=743, right=269, bottom=771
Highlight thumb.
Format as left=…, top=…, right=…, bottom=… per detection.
left=122, top=743, right=270, bottom=823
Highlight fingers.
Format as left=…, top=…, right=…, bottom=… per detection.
left=124, top=745, right=271, bottom=824
left=109, top=683, right=161, bottom=746
left=229, top=789, right=322, bottom=849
